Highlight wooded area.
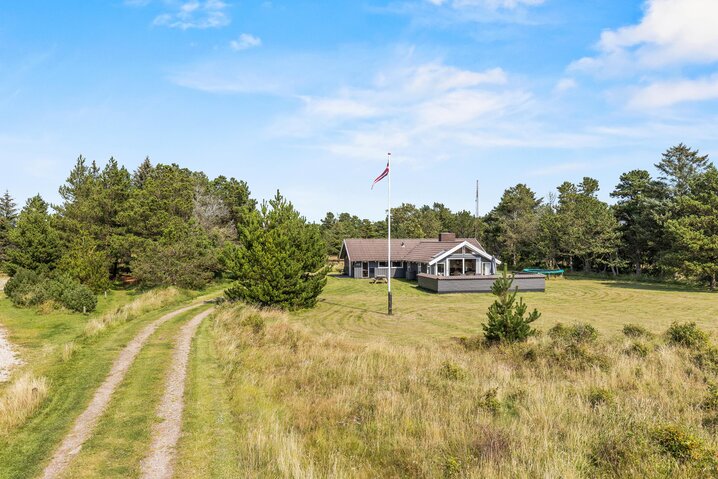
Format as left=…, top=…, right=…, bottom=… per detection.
left=320, top=144, right=718, bottom=289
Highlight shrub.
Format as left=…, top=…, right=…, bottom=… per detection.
left=482, top=268, right=540, bottom=344
left=701, top=384, right=718, bottom=411
left=476, top=388, right=502, bottom=415
left=549, top=322, right=598, bottom=344
left=438, top=361, right=467, bottom=381
left=622, top=323, right=653, bottom=339
left=651, top=424, right=707, bottom=462
left=60, top=283, right=97, bottom=313
left=3, top=269, right=96, bottom=312
left=666, top=322, right=709, bottom=349
left=624, top=341, right=650, bottom=358
left=589, top=432, right=643, bottom=477
left=694, top=347, right=718, bottom=374
left=587, top=387, right=615, bottom=408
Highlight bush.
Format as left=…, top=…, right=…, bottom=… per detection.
left=587, top=387, right=615, bottom=408
left=60, top=284, right=97, bottom=313
left=666, top=322, right=709, bottom=349
left=3, top=269, right=97, bottom=312
left=694, top=347, right=718, bottom=374
left=438, top=361, right=467, bottom=381
left=624, top=342, right=650, bottom=358
left=549, top=323, right=598, bottom=344
left=482, top=268, right=540, bottom=344
left=622, top=324, right=653, bottom=339
left=651, top=424, right=707, bottom=462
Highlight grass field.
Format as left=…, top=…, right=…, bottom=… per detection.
left=205, top=275, right=718, bottom=478
left=293, top=275, right=718, bottom=343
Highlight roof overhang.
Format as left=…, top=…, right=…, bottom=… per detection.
left=428, top=240, right=502, bottom=266
left=338, top=240, right=350, bottom=261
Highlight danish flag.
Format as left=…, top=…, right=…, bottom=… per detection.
left=371, top=155, right=390, bottom=189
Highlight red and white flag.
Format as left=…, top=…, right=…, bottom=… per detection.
left=371, top=156, right=390, bottom=189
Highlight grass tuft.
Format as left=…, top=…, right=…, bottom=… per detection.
left=0, top=374, right=49, bottom=435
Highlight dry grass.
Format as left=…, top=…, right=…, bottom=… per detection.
left=84, top=288, right=183, bottom=337
left=213, top=304, right=718, bottom=478
left=61, top=341, right=78, bottom=362
left=0, top=374, right=49, bottom=435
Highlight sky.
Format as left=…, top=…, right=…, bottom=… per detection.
left=1, top=0, right=718, bottom=221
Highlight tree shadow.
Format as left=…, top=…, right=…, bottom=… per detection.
left=318, top=298, right=390, bottom=316
left=598, top=281, right=711, bottom=294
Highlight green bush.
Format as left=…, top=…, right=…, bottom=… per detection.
left=587, top=387, right=615, bottom=408
left=3, top=269, right=97, bottom=312
left=622, top=324, right=653, bottom=339
left=438, top=361, right=467, bottom=381
left=694, top=347, right=718, bottom=374
left=666, top=322, right=709, bottom=349
left=549, top=323, right=598, bottom=344
left=651, top=424, right=707, bottom=462
left=60, top=284, right=97, bottom=313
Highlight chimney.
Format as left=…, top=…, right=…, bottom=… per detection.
left=439, top=232, right=456, bottom=242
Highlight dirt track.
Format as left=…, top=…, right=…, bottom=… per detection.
left=140, top=308, right=214, bottom=479
left=40, top=303, right=202, bottom=479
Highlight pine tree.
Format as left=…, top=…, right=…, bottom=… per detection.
left=132, top=157, right=153, bottom=188
left=0, top=190, right=18, bottom=270
left=6, top=195, right=63, bottom=274
left=224, top=191, right=330, bottom=309
left=664, top=167, right=718, bottom=290
left=482, top=267, right=540, bottom=343
left=656, top=143, right=710, bottom=197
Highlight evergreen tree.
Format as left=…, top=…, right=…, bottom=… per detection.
left=611, top=170, right=669, bottom=275
left=0, top=190, right=18, bottom=270
left=132, top=157, right=154, bottom=188
left=6, top=195, right=63, bottom=274
left=58, top=233, right=111, bottom=292
left=656, top=143, right=710, bottom=197
left=482, top=267, right=540, bottom=343
left=224, top=191, right=329, bottom=309
left=664, top=167, right=718, bottom=290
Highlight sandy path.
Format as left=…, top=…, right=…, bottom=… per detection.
left=0, top=325, right=22, bottom=383
left=139, top=308, right=213, bottom=479
left=40, top=303, right=202, bottom=479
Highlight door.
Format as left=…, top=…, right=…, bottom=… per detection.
left=362, top=262, right=369, bottom=278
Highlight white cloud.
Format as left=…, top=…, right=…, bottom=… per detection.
left=554, top=78, right=577, bottom=93
left=153, top=0, right=230, bottom=30
left=229, top=33, right=262, bottom=51
left=629, top=74, right=718, bottom=109
left=572, top=0, right=718, bottom=73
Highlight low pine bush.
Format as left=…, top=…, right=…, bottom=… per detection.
left=666, top=322, right=709, bottom=349
left=651, top=424, right=708, bottom=462
left=549, top=323, right=598, bottom=344
left=622, top=323, right=653, bottom=339
left=3, top=269, right=97, bottom=312
left=482, top=268, right=540, bottom=344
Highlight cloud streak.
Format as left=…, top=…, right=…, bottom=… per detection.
left=153, top=0, right=230, bottom=30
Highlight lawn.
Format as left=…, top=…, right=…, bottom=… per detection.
left=293, top=275, right=718, bottom=343
left=203, top=276, right=718, bottom=478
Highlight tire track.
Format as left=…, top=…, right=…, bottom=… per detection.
left=41, top=303, right=203, bottom=479
left=139, top=308, right=214, bottom=479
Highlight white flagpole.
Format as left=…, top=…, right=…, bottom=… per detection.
left=387, top=152, right=392, bottom=315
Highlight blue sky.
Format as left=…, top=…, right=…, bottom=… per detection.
left=2, top=0, right=718, bottom=221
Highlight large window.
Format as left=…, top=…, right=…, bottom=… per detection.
left=392, top=261, right=403, bottom=268
left=378, top=261, right=388, bottom=267
left=464, top=259, right=476, bottom=275
left=437, top=263, right=445, bottom=276
left=449, top=259, right=463, bottom=276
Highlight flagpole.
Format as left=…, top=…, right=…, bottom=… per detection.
left=387, top=152, right=392, bottom=316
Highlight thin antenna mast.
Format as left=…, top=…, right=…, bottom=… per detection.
left=475, top=180, right=479, bottom=238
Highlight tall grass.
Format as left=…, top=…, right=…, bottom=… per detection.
left=0, top=374, right=48, bottom=435
left=213, top=306, right=718, bottom=478
left=84, top=288, right=183, bottom=337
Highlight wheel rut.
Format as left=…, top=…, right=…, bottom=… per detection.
left=139, top=308, right=214, bottom=479
left=40, top=303, right=202, bottom=479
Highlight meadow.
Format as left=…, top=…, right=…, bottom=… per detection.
left=207, top=275, right=718, bottom=478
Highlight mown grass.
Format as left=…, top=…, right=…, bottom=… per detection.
left=201, top=277, right=718, bottom=478
left=292, top=276, right=718, bottom=344
left=60, top=306, right=213, bottom=479
left=0, top=285, right=223, bottom=479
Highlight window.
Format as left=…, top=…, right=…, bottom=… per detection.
left=378, top=261, right=388, bottom=267
left=437, top=263, right=445, bottom=276
left=464, top=259, right=476, bottom=275
left=449, top=259, right=463, bottom=276
left=392, top=261, right=403, bottom=268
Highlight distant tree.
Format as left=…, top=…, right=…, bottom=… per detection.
left=7, top=195, right=63, bottom=274
left=133, top=223, right=221, bottom=290
left=58, top=233, right=111, bottom=292
left=132, top=157, right=154, bottom=188
left=0, top=190, right=18, bottom=270
left=484, top=184, right=541, bottom=267
left=656, top=143, right=710, bottom=197
left=664, top=167, right=718, bottom=290
left=224, top=191, right=329, bottom=309
left=611, top=170, right=669, bottom=275
left=454, top=210, right=483, bottom=239
left=482, top=267, right=540, bottom=343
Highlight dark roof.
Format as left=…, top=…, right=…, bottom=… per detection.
left=340, top=238, right=487, bottom=263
